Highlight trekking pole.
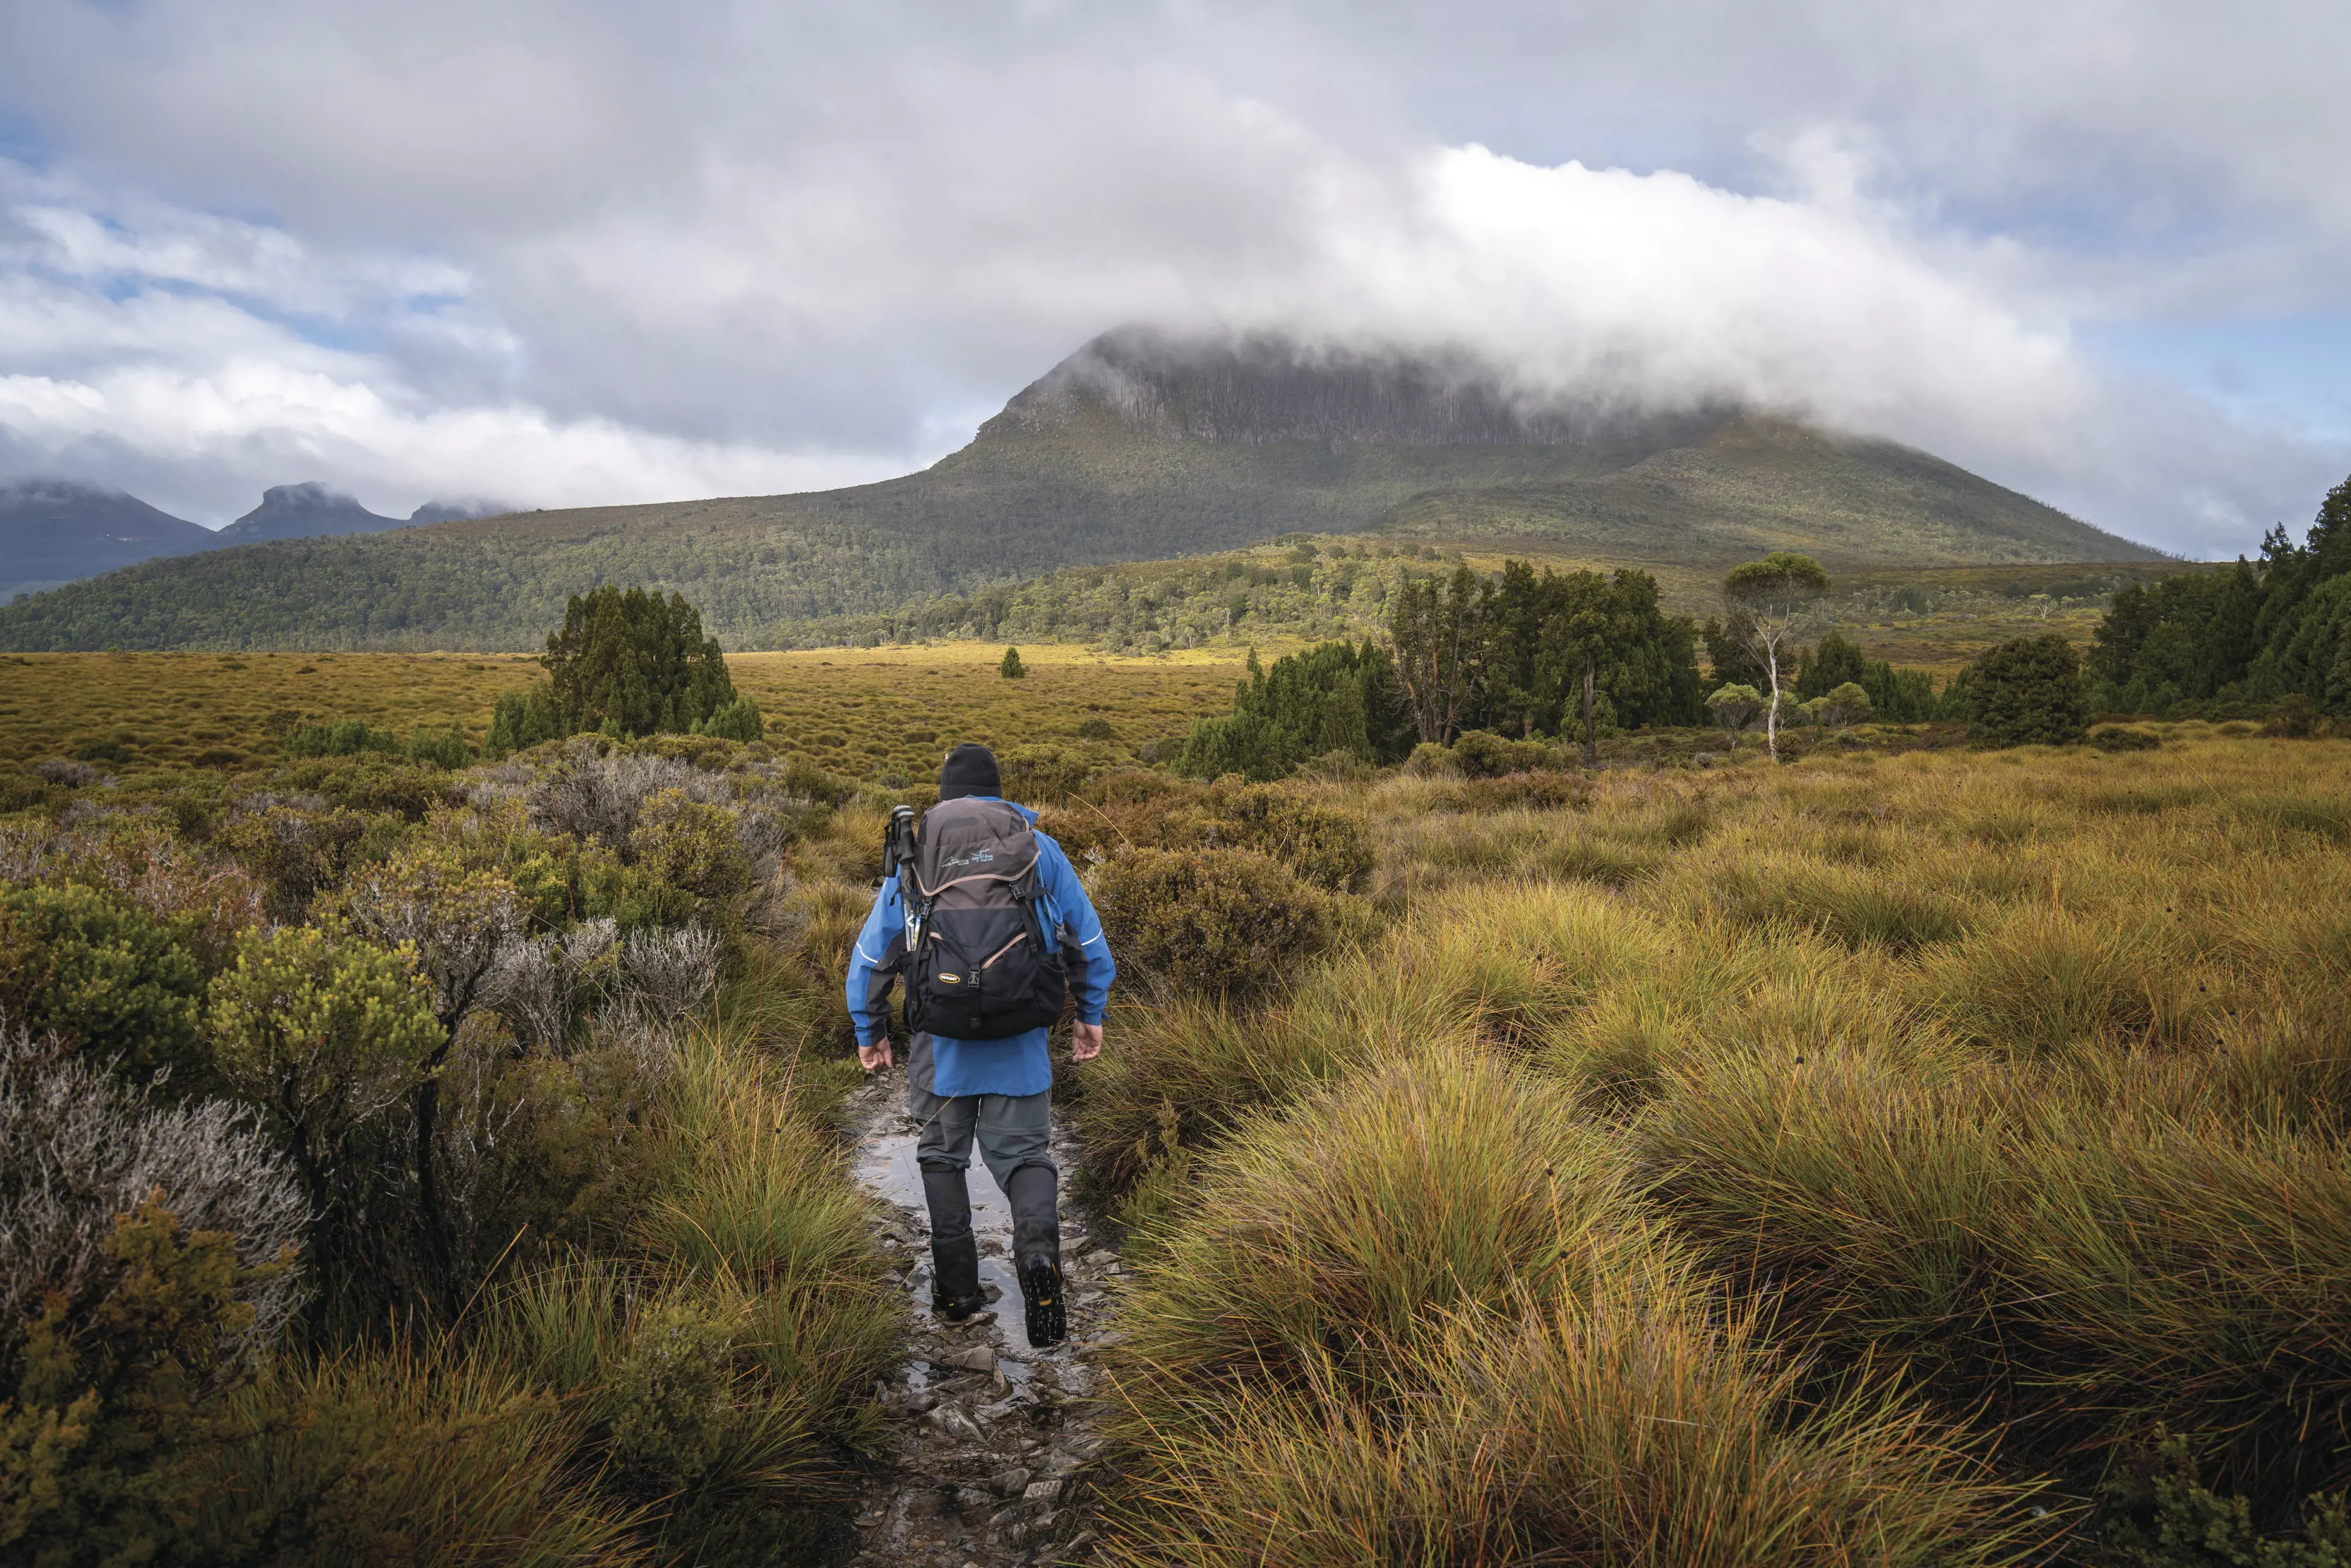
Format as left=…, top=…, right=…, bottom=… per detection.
left=881, top=803, right=917, bottom=879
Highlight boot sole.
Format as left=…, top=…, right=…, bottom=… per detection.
left=1022, top=1259, right=1066, bottom=1348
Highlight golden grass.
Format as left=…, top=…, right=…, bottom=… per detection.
left=0, top=642, right=1255, bottom=782
left=1072, top=726, right=2351, bottom=1549
left=0, top=650, right=540, bottom=772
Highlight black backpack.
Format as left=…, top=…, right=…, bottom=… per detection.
left=895, top=796, right=1068, bottom=1041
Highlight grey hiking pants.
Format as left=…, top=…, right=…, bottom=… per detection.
left=904, top=1032, right=1055, bottom=1191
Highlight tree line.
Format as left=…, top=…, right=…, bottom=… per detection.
left=1172, top=546, right=2153, bottom=779
left=2088, top=474, right=2350, bottom=722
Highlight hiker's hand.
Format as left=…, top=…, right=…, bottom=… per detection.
left=1071, top=1022, right=1103, bottom=1063
left=859, top=1039, right=893, bottom=1072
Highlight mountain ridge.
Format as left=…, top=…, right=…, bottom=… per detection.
left=0, top=479, right=220, bottom=604
left=0, top=328, right=2165, bottom=650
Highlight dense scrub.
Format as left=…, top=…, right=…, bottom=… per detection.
left=1065, top=727, right=2351, bottom=1564
left=0, top=729, right=901, bottom=1564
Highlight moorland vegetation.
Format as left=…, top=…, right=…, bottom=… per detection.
left=4, top=477, right=2349, bottom=1566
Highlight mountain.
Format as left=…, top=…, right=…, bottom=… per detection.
left=0, top=479, right=222, bottom=603
left=0, top=328, right=2165, bottom=650
left=214, top=482, right=405, bottom=544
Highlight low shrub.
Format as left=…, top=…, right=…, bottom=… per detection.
left=997, top=741, right=1091, bottom=802
left=2093, top=725, right=2164, bottom=752
left=270, top=755, right=457, bottom=820
left=1043, top=778, right=1374, bottom=894
left=1449, top=729, right=1562, bottom=777
left=1090, top=847, right=1339, bottom=1000
left=282, top=718, right=398, bottom=759
left=2263, top=695, right=2321, bottom=739
left=212, top=801, right=373, bottom=921
left=0, top=883, right=208, bottom=1087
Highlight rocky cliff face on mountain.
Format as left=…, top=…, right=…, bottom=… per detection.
left=1006, top=326, right=1730, bottom=450
left=0, top=479, right=221, bottom=602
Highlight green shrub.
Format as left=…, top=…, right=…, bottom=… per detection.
left=996, top=741, right=1092, bottom=803
left=2264, top=695, right=2322, bottom=739
left=2093, top=725, right=2164, bottom=752
left=2094, top=1431, right=2351, bottom=1566
left=486, top=683, right=568, bottom=758
left=204, top=921, right=441, bottom=1271
left=1190, top=782, right=1375, bottom=893
left=690, top=693, right=765, bottom=743
left=1043, top=779, right=1374, bottom=894
left=270, top=755, right=456, bottom=820
left=282, top=718, right=397, bottom=758
left=999, top=645, right=1027, bottom=678
left=2, top=1197, right=295, bottom=1567
left=212, top=802, right=373, bottom=921
left=1091, top=847, right=1339, bottom=998
left=1820, top=679, right=1873, bottom=729
left=1707, top=682, right=1766, bottom=746
left=1402, top=740, right=1461, bottom=777
left=1449, top=729, right=1560, bottom=777
left=625, top=789, right=754, bottom=930
left=1969, top=633, right=2090, bottom=747
left=0, top=884, right=205, bottom=1086
left=403, top=718, right=474, bottom=769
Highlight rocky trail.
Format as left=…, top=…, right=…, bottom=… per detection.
left=842, top=1070, right=1120, bottom=1567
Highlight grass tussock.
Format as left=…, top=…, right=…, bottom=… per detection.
left=1101, top=1051, right=2038, bottom=1567
left=191, top=1348, right=654, bottom=1564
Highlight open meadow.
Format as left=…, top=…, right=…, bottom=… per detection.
left=4, top=634, right=2349, bottom=1565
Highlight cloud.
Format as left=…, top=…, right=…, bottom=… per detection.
left=0, top=357, right=893, bottom=527
left=0, top=1, right=2344, bottom=555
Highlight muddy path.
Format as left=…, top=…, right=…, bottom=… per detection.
left=841, top=1069, right=1118, bottom=1567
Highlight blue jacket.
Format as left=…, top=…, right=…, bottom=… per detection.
left=846, top=798, right=1115, bottom=1097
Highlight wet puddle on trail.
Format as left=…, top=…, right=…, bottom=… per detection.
left=858, top=1125, right=1034, bottom=1382
left=844, top=1069, right=1116, bottom=1567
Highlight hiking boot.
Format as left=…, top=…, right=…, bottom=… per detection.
left=1003, top=1163, right=1067, bottom=1346
left=922, top=1166, right=986, bottom=1322
left=929, top=1232, right=987, bottom=1322
left=1020, top=1253, right=1066, bottom=1348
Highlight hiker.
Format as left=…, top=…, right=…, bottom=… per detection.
left=847, top=743, right=1115, bottom=1348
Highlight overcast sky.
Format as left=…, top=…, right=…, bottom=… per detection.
left=1, top=0, right=2345, bottom=554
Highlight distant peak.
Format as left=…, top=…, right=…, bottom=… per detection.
left=221, top=481, right=402, bottom=541
left=252, top=481, right=367, bottom=513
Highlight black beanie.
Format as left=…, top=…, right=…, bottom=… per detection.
left=938, top=743, right=1002, bottom=801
